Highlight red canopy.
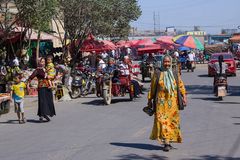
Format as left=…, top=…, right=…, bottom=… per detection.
left=130, top=38, right=155, bottom=47
left=155, top=36, right=179, bottom=50
left=79, top=35, right=116, bottom=53
left=137, top=44, right=164, bottom=55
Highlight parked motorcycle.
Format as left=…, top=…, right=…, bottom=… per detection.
left=70, top=69, right=87, bottom=99
left=214, top=75, right=227, bottom=100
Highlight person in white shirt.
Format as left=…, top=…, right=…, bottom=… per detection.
left=97, top=55, right=106, bottom=71
left=187, top=52, right=195, bottom=62
left=174, top=50, right=179, bottom=58
left=119, top=56, right=130, bottom=76
left=101, top=52, right=108, bottom=59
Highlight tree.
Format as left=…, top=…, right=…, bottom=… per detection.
left=15, top=0, right=59, bottom=65
left=57, top=0, right=141, bottom=60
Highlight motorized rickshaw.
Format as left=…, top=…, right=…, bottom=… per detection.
left=100, top=68, right=134, bottom=105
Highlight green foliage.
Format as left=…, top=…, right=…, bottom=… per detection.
left=15, top=0, right=59, bottom=32
left=58, top=0, right=141, bottom=55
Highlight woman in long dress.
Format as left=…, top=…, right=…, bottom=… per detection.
left=148, top=54, right=187, bottom=152
left=27, top=58, right=56, bottom=122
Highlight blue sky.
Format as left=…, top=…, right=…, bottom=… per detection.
left=131, top=0, right=240, bottom=34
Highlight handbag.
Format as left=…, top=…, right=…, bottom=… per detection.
left=143, top=105, right=155, bottom=116
left=173, top=65, right=186, bottom=110
left=143, top=69, right=160, bottom=116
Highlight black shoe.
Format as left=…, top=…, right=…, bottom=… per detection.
left=43, top=115, right=50, bottom=122
left=163, top=144, right=170, bottom=152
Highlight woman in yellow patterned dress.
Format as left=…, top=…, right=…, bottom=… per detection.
left=148, top=54, right=187, bottom=152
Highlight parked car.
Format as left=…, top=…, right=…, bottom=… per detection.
left=208, top=52, right=236, bottom=77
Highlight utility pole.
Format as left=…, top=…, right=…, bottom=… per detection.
left=158, top=12, right=160, bottom=34
left=153, top=11, right=156, bottom=34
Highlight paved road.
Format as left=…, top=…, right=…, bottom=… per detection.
left=0, top=64, right=240, bottom=160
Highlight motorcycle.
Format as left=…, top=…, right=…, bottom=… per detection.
left=85, top=67, right=96, bottom=94
left=141, top=62, right=155, bottom=82
left=70, top=69, right=88, bottom=99
left=186, top=60, right=196, bottom=72
left=101, top=68, right=134, bottom=105
left=214, top=75, right=227, bottom=100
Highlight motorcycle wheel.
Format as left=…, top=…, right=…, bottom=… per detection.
left=103, top=87, right=112, bottom=105
left=70, top=87, right=81, bottom=99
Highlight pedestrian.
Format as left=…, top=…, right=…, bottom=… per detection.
left=10, top=74, right=26, bottom=124
left=27, top=58, right=56, bottom=122
left=147, top=54, right=187, bottom=152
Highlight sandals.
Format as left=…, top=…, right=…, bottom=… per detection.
left=163, top=144, right=170, bottom=152
left=43, top=115, right=51, bottom=122
left=163, top=144, right=177, bottom=152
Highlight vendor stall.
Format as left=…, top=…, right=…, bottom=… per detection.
left=0, top=93, right=11, bottom=115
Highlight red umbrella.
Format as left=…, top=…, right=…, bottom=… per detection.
left=137, top=44, right=164, bottom=55
left=101, top=40, right=116, bottom=50
left=156, top=36, right=174, bottom=45
left=116, top=40, right=131, bottom=47
left=155, top=36, right=179, bottom=50
left=79, top=35, right=115, bottom=53
left=131, top=38, right=155, bottom=47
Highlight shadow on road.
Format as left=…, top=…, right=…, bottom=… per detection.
left=185, top=85, right=213, bottom=94
left=228, top=86, right=240, bottom=96
left=82, top=98, right=134, bottom=106
left=233, top=123, right=240, bottom=125
left=113, top=154, right=239, bottom=160
left=191, top=97, right=217, bottom=101
left=110, top=142, right=163, bottom=151
left=198, top=74, right=210, bottom=77
left=27, top=119, right=49, bottom=123
left=113, top=154, right=168, bottom=160
left=0, top=120, right=19, bottom=124
left=185, top=85, right=240, bottom=96
left=214, top=102, right=240, bottom=105
left=183, top=155, right=239, bottom=160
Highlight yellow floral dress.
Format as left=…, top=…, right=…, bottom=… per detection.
left=148, top=71, right=186, bottom=143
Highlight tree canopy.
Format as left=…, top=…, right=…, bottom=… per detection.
left=57, top=0, right=141, bottom=57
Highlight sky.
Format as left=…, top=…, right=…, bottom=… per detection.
left=131, top=0, right=240, bottom=34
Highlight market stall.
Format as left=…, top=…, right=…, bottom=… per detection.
left=0, top=93, right=11, bottom=115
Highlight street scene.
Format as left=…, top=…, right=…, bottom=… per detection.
left=1, top=65, right=240, bottom=160
left=0, top=0, right=240, bottom=160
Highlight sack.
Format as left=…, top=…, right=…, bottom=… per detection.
left=143, top=106, right=155, bottom=116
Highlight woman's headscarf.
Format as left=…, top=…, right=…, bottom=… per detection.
left=160, top=54, right=175, bottom=96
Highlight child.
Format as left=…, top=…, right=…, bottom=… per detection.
left=46, top=55, right=56, bottom=88
left=10, top=75, right=26, bottom=124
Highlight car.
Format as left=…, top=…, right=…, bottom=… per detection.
left=208, top=52, right=236, bottom=77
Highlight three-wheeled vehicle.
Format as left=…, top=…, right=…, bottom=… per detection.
left=100, top=68, right=134, bottom=105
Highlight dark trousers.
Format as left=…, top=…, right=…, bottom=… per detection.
left=131, top=80, right=140, bottom=97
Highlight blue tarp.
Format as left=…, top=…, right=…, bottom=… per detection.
left=178, top=46, right=191, bottom=51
